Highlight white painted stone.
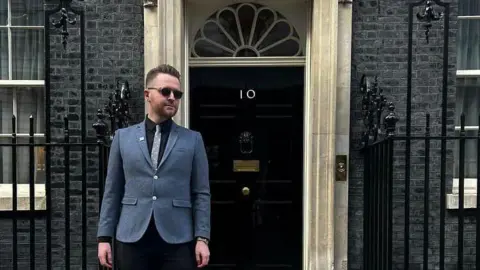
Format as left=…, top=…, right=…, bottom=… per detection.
left=0, top=184, right=46, bottom=211
left=334, top=4, right=353, bottom=269
left=446, top=178, right=478, bottom=209
left=305, top=0, right=338, bottom=268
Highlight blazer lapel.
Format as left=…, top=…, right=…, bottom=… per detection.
left=136, top=122, right=153, bottom=168
left=158, top=122, right=179, bottom=168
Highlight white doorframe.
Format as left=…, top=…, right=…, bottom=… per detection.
left=183, top=3, right=312, bottom=268
left=145, top=0, right=343, bottom=268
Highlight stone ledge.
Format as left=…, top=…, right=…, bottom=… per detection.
left=446, top=178, right=477, bottom=210
left=446, top=193, right=478, bottom=209
left=0, top=184, right=46, bottom=211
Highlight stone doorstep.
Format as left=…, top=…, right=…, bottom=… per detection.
left=0, top=184, right=46, bottom=211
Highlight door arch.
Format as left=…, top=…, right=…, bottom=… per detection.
left=186, top=0, right=309, bottom=63
left=190, top=2, right=304, bottom=58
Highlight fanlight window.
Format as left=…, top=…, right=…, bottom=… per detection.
left=191, top=3, right=303, bottom=58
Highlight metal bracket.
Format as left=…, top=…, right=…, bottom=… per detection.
left=416, top=0, right=444, bottom=44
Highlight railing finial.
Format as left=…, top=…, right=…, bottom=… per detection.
left=384, top=102, right=398, bottom=137
left=92, top=109, right=108, bottom=143
left=360, top=74, right=398, bottom=149
left=92, top=79, right=131, bottom=143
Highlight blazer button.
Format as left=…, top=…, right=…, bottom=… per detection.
left=152, top=196, right=157, bottom=200
left=153, top=175, right=158, bottom=179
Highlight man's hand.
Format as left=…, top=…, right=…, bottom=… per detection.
left=195, top=240, right=210, bottom=268
left=98, top=242, right=113, bottom=268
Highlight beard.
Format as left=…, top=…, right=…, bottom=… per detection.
left=154, top=102, right=177, bottom=118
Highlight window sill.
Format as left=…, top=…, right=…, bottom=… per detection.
left=457, top=70, right=480, bottom=77
left=0, top=184, right=46, bottom=211
left=0, top=80, right=45, bottom=87
left=446, top=178, right=478, bottom=209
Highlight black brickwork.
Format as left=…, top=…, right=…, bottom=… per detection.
left=0, top=0, right=473, bottom=269
left=348, top=0, right=465, bottom=270
left=0, top=1, right=144, bottom=269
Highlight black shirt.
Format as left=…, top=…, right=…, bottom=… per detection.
left=145, top=117, right=172, bottom=162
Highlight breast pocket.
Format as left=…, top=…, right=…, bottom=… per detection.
left=168, top=147, right=193, bottom=164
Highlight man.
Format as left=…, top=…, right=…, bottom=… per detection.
left=97, top=64, right=211, bottom=269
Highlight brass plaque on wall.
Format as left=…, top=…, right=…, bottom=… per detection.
left=233, top=160, right=260, bottom=172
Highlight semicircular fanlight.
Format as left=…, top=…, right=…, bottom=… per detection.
left=191, top=3, right=303, bottom=58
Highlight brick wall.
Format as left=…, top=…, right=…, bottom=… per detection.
left=348, top=0, right=465, bottom=270
left=0, top=1, right=144, bottom=269
left=0, top=0, right=472, bottom=269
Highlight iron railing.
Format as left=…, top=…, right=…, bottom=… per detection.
left=0, top=115, right=106, bottom=269
left=363, top=113, right=480, bottom=270
left=0, top=94, right=129, bottom=269
left=361, top=0, right=465, bottom=269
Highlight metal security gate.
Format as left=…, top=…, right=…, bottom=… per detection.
left=0, top=0, right=132, bottom=269
left=361, top=1, right=480, bottom=270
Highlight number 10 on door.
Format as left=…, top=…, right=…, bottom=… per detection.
left=240, top=89, right=256, bottom=100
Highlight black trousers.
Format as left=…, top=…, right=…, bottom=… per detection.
left=115, top=218, right=197, bottom=270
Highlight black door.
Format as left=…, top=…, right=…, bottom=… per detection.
left=190, top=67, right=304, bottom=270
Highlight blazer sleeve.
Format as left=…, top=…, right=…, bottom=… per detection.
left=97, top=129, right=125, bottom=238
left=191, top=132, right=211, bottom=240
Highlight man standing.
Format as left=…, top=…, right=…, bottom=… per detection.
left=97, top=64, right=211, bottom=269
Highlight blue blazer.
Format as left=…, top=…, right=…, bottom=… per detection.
left=96, top=120, right=211, bottom=244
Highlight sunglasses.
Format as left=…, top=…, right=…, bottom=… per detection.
left=148, top=87, right=183, bottom=99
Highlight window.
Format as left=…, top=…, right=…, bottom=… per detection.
left=454, top=0, right=480, bottom=179
left=0, top=0, right=45, bottom=211
left=190, top=2, right=303, bottom=57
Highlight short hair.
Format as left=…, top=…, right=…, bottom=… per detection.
left=145, top=64, right=181, bottom=86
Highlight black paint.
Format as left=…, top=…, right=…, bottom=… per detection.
left=189, top=67, right=304, bottom=269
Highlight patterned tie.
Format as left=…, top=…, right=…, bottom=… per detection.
left=151, top=125, right=161, bottom=169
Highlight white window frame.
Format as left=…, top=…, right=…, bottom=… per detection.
left=0, top=0, right=46, bottom=211
left=447, top=12, right=480, bottom=210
